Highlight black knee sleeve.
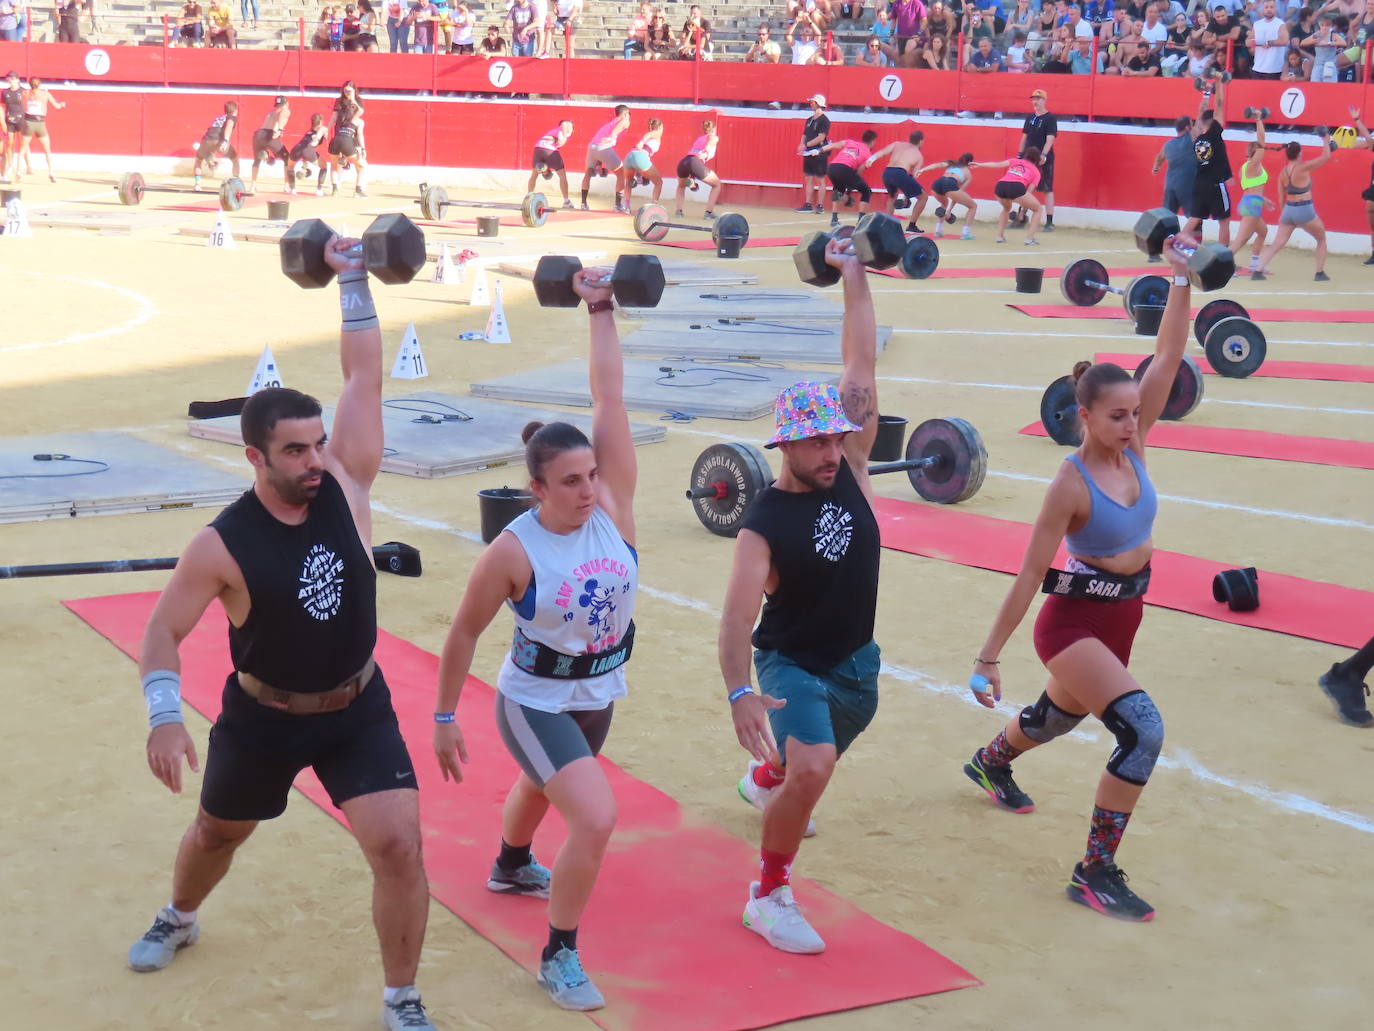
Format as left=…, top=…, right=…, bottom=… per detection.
left=1101, top=689, right=1164, bottom=786
left=1018, top=691, right=1087, bottom=744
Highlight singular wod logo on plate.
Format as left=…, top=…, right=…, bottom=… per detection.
left=812, top=503, right=853, bottom=563
left=298, top=543, right=344, bottom=621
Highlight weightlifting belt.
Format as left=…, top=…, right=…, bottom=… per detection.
left=510, top=622, right=636, bottom=680
left=236, top=656, right=376, bottom=714
left=1041, top=566, right=1151, bottom=601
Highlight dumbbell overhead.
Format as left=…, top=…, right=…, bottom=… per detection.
left=532, top=254, right=666, bottom=309
left=418, top=183, right=549, bottom=228
left=279, top=213, right=427, bottom=288
left=685, top=417, right=987, bottom=537
left=633, top=203, right=751, bottom=250
left=1060, top=259, right=1169, bottom=319
left=794, top=211, right=939, bottom=286
left=1243, top=106, right=1272, bottom=121
left=1132, top=209, right=1236, bottom=292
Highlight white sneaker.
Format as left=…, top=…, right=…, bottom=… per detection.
left=738, top=760, right=816, bottom=837
left=128, top=907, right=199, bottom=972
left=742, top=881, right=825, bottom=954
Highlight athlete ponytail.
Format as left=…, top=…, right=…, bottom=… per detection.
left=1072, top=361, right=1134, bottom=409
left=522, top=421, right=592, bottom=482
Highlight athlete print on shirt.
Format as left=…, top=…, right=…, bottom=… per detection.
left=813, top=501, right=854, bottom=562
left=298, top=542, right=344, bottom=620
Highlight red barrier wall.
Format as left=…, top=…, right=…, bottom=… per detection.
left=9, top=46, right=1372, bottom=235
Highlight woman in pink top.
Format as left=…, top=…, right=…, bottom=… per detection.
left=673, top=118, right=721, bottom=220
left=580, top=103, right=630, bottom=212
left=624, top=117, right=664, bottom=203
left=817, top=128, right=877, bottom=229
left=974, top=146, right=1045, bottom=244
left=529, top=118, right=574, bottom=207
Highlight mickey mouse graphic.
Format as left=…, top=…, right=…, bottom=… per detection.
left=578, top=578, right=618, bottom=650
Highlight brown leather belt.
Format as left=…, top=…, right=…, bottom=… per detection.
left=236, top=657, right=376, bottom=715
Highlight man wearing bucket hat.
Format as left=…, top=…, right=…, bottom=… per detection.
left=718, top=237, right=881, bottom=955
left=796, top=93, right=831, bottom=214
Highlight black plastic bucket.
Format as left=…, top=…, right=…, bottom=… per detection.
left=478, top=487, right=535, bottom=543
left=869, top=414, right=908, bottom=462
left=717, top=235, right=744, bottom=259
left=266, top=200, right=290, bottom=220
left=1014, top=267, right=1044, bottom=293
left=476, top=215, right=501, bottom=237
left=0, top=188, right=20, bottom=206
left=1134, top=304, right=1166, bottom=335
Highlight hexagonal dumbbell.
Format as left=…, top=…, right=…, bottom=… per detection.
left=1131, top=208, right=1235, bottom=292
left=532, top=254, right=666, bottom=308
left=279, top=213, right=427, bottom=288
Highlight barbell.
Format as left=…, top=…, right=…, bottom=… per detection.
left=0, top=542, right=422, bottom=579
left=117, top=171, right=246, bottom=212
left=418, top=183, right=549, bottom=228
left=1060, top=258, right=1168, bottom=320
left=685, top=417, right=987, bottom=537
left=633, top=203, right=751, bottom=250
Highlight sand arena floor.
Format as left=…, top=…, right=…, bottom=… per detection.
left=1, top=174, right=1370, bottom=1031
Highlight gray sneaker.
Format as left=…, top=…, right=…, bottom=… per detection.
left=486, top=856, right=551, bottom=898
left=128, top=907, right=199, bottom=972
left=537, top=947, right=605, bottom=1011
left=383, top=986, right=437, bottom=1030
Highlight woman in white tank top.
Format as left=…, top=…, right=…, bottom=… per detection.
left=433, top=268, right=638, bottom=1012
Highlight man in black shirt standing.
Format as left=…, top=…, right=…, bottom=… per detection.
left=127, top=236, right=440, bottom=1031
left=2, top=70, right=24, bottom=182
left=1185, top=78, right=1233, bottom=248
left=1019, top=88, right=1058, bottom=231
left=797, top=93, right=831, bottom=214
left=719, top=238, right=881, bottom=955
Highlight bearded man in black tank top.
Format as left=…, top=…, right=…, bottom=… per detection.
left=127, top=237, right=441, bottom=1031
left=718, top=238, right=883, bottom=956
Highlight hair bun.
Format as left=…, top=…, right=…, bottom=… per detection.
left=1071, top=360, right=1093, bottom=384
left=520, top=421, right=545, bottom=445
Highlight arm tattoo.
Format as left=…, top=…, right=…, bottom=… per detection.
left=841, top=385, right=875, bottom=428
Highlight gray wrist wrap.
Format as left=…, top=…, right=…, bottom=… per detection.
left=143, top=669, right=184, bottom=729
left=339, top=270, right=379, bottom=331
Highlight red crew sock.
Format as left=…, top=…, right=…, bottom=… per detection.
left=752, top=761, right=786, bottom=789
left=759, top=847, right=796, bottom=898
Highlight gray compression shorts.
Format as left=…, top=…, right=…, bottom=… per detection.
left=494, top=693, right=614, bottom=788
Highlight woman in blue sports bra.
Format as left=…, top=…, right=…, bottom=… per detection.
left=958, top=230, right=1198, bottom=925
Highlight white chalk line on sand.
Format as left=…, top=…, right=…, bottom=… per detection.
left=0, top=273, right=158, bottom=355
left=889, top=326, right=1374, bottom=349
left=364, top=497, right=1374, bottom=836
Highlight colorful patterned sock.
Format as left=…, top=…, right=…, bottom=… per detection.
left=752, top=761, right=786, bottom=789
left=759, top=847, right=796, bottom=898
left=977, top=729, right=1023, bottom=769
left=1083, top=807, right=1131, bottom=869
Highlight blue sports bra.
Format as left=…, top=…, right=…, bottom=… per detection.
left=1063, top=449, right=1157, bottom=558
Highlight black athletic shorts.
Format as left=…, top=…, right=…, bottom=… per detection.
left=677, top=154, right=710, bottom=181
left=252, top=128, right=288, bottom=161
left=827, top=162, right=871, bottom=202
left=290, top=141, right=319, bottom=163
left=329, top=134, right=358, bottom=159
left=4, top=114, right=22, bottom=133
left=201, top=667, right=416, bottom=821
left=1190, top=179, right=1232, bottom=222
left=1033, top=156, right=1054, bottom=192
left=931, top=174, right=959, bottom=195
left=995, top=180, right=1028, bottom=200
left=533, top=145, right=565, bottom=171
left=881, top=166, right=923, bottom=202
left=1362, top=185, right=1374, bottom=203
left=802, top=152, right=828, bottom=177
left=196, top=139, right=235, bottom=162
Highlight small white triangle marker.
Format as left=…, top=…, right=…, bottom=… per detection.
left=390, top=321, right=429, bottom=379
left=246, top=345, right=284, bottom=395
left=467, top=258, right=490, bottom=307
left=484, top=281, right=511, bottom=344
left=206, top=210, right=236, bottom=249
left=431, top=242, right=461, bottom=285
left=2, top=197, right=32, bottom=237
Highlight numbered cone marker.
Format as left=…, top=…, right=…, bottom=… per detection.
left=207, top=210, right=236, bottom=249
left=390, top=322, right=429, bottom=379
left=246, top=345, right=284, bottom=395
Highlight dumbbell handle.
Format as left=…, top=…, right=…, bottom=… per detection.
left=1084, top=278, right=1126, bottom=297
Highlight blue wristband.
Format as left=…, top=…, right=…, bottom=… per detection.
left=433, top=712, right=456, bottom=723
left=727, top=685, right=754, bottom=704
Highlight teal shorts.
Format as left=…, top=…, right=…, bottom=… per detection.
left=755, top=639, right=880, bottom=762
left=624, top=149, right=654, bottom=172
left=1237, top=193, right=1264, bottom=218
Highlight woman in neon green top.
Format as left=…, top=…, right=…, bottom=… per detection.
left=1232, top=111, right=1279, bottom=273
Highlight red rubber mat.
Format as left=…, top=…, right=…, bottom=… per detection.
left=872, top=500, right=1374, bottom=648
left=1009, top=304, right=1374, bottom=324
left=65, top=592, right=979, bottom=1031
left=1097, top=352, right=1374, bottom=384
left=871, top=265, right=1159, bottom=281
left=1018, top=421, right=1374, bottom=470
left=658, top=236, right=801, bottom=250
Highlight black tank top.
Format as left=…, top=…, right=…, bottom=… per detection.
left=211, top=471, right=376, bottom=692
left=3, top=88, right=23, bottom=119
left=203, top=114, right=228, bottom=143
left=742, top=458, right=880, bottom=673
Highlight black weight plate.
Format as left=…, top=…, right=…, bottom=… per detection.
left=906, top=417, right=987, bottom=504
left=711, top=212, right=750, bottom=249
left=117, top=171, right=145, bottom=206
left=420, top=184, right=448, bottom=220
left=1204, top=316, right=1267, bottom=378
left=1039, top=375, right=1083, bottom=446
left=1134, top=354, right=1204, bottom=420
left=688, top=442, right=773, bottom=537
left=1193, top=298, right=1249, bottom=347
left=521, top=191, right=548, bottom=228
left=900, top=236, right=940, bottom=280
left=1060, top=257, right=1108, bottom=306
left=634, top=202, right=670, bottom=243
left=1123, top=274, right=1169, bottom=320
